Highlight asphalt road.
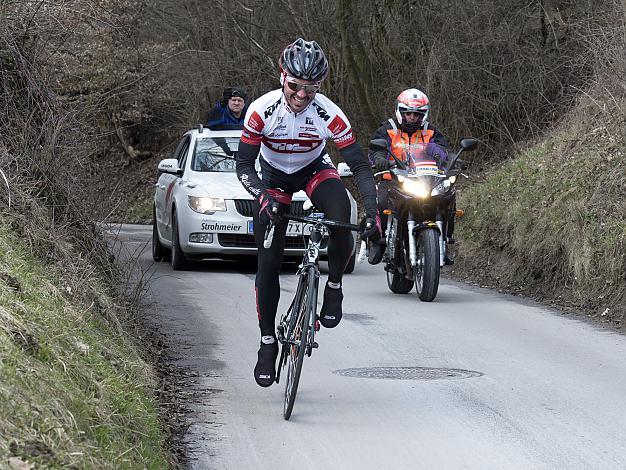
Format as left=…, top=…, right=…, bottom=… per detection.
left=112, top=224, right=626, bottom=470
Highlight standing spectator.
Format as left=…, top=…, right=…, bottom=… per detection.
left=207, top=87, right=248, bottom=129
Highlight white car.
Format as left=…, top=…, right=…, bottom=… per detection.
left=152, top=126, right=359, bottom=271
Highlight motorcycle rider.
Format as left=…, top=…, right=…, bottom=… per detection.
left=368, top=88, right=455, bottom=265
left=236, top=38, right=381, bottom=387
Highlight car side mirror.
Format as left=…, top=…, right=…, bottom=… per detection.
left=158, top=158, right=181, bottom=174
left=460, top=138, right=478, bottom=152
left=369, top=138, right=388, bottom=152
left=337, top=162, right=353, bottom=177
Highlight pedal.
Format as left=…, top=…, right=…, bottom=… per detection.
left=277, top=324, right=285, bottom=342
left=446, top=237, right=456, bottom=244
left=312, top=342, right=319, bottom=349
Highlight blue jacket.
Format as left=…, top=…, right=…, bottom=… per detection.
left=207, top=103, right=248, bottom=130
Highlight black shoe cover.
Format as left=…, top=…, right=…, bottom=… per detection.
left=368, top=240, right=385, bottom=265
left=254, top=340, right=278, bottom=387
left=319, top=283, right=343, bottom=328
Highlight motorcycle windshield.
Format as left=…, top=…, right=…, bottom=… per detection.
left=401, top=143, right=441, bottom=177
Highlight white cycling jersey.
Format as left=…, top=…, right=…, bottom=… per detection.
left=241, top=89, right=356, bottom=174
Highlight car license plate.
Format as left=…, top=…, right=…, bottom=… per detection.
left=247, top=220, right=306, bottom=237
left=286, top=222, right=304, bottom=237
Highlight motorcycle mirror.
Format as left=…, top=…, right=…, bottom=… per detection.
left=460, top=138, right=478, bottom=151
left=369, top=139, right=388, bottom=152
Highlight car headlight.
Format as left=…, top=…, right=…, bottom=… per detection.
left=402, top=179, right=430, bottom=198
left=188, top=196, right=226, bottom=214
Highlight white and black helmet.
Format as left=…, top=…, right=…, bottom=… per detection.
left=280, top=38, right=329, bottom=82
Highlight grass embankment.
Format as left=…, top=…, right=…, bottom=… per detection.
left=455, top=116, right=626, bottom=327
left=0, top=223, right=169, bottom=468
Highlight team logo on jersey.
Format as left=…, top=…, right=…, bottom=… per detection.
left=312, top=102, right=330, bottom=121
left=265, top=139, right=322, bottom=153
left=327, top=115, right=348, bottom=135
left=247, top=111, right=264, bottom=133
left=299, top=132, right=319, bottom=138
left=264, top=99, right=281, bottom=118
left=306, top=117, right=314, bottom=125
left=334, top=130, right=355, bottom=148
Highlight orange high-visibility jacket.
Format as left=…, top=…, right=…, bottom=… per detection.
left=369, top=118, right=450, bottom=164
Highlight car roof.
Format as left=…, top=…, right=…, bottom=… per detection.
left=185, top=127, right=242, bottom=139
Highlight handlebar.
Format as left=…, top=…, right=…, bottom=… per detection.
left=262, top=212, right=362, bottom=249
left=284, top=214, right=360, bottom=232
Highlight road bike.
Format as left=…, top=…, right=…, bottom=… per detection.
left=264, top=212, right=361, bottom=420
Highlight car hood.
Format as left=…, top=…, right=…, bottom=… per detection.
left=185, top=173, right=307, bottom=200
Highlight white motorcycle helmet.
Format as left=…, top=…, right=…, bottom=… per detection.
left=395, top=88, right=430, bottom=131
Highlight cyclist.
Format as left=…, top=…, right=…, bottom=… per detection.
left=368, top=88, right=453, bottom=264
left=236, top=38, right=380, bottom=387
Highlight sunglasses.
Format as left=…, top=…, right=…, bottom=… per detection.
left=402, top=111, right=424, bottom=117
left=285, top=79, right=321, bottom=94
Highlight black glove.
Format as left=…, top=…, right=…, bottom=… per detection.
left=220, top=87, right=234, bottom=106
left=258, top=192, right=288, bottom=225
left=360, top=214, right=382, bottom=241
left=374, top=156, right=392, bottom=172
left=368, top=239, right=385, bottom=265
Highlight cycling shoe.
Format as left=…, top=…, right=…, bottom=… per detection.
left=319, top=283, right=343, bottom=328
left=254, top=340, right=278, bottom=387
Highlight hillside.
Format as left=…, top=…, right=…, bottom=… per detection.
left=450, top=16, right=626, bottom=327
left=452, top=112, right=625, bottom=327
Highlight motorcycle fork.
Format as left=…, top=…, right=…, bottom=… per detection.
left=436, top=217, right=445, bottom=267
left=407, top=213, right=417, bottom=267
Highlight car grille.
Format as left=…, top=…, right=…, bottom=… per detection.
left=233, top=199, right=307, bottom=217
left=218, top=234, right=308, bottom=249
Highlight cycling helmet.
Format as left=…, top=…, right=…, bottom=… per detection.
left=395, top=88, right=430, bottom=130
left=280, top=38, right=329, bottom=82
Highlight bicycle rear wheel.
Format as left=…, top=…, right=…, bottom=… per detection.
left=283, top=266, right=316, bottom=420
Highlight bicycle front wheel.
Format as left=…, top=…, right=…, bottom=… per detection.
left=283, top=266, right=316, bottom=420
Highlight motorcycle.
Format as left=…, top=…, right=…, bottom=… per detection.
left=370, top=137, right=478, bottom=301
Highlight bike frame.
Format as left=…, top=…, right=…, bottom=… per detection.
left=276, top=215, right=331, bottom=377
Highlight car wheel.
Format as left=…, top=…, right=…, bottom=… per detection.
left=171, top=210, right=190, bottom=271
left=152, top=206, right=171, bottom=262
left=344, top=251, right=356, bottom=274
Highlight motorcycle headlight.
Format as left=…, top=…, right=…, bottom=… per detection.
left=188, top=196, right=226, bottom=214
left=431, top=179, right=452, bottom=196
left=402, top=179, right=430, bottom=198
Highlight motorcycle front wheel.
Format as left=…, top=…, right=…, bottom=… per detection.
left=414, top=228, right=440, bottom=302
left=386, top=240, right=414, bottom=294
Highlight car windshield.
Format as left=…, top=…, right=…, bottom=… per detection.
left=192, top=137, right=239, bottom=172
